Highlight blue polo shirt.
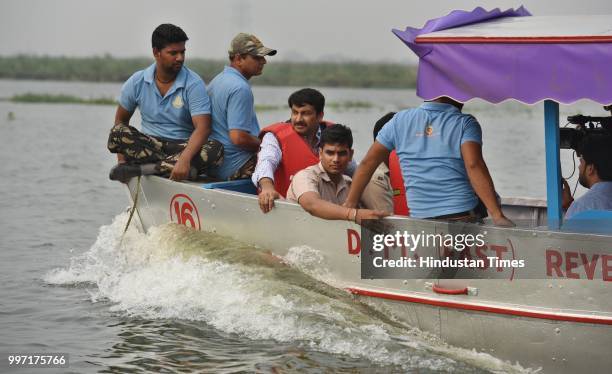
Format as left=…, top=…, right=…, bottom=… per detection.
left=207, top=66, right=260, bottom=180
left=565, top=181, right=612, bottom=219
left=377, top=102, right=482, bottom=218
left=119, top=63, right=211, bottom=141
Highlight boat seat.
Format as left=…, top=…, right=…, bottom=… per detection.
left=561, top=210, right=612, bottom=234
left=201, top=179, right=258, bottom=195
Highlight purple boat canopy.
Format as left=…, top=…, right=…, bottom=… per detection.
left=393, top=7, right=612, bottom=105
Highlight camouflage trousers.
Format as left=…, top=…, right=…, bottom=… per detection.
left=227, top=153, right=257, bottom=181
left=107, top=124, right=224, bottom=177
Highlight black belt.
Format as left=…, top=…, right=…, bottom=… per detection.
left=431, top=210, right=472, bottom=220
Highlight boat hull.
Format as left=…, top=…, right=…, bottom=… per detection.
left=126, top=176, right=612, bottom=373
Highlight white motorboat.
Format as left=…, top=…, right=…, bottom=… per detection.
left=122, top=7, right=612, bottom=373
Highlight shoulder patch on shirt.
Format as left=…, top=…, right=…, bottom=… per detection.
left=172, top=94, right=184, bottom=109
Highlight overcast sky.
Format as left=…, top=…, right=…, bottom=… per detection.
left=2, top=0, right=611, bottom=63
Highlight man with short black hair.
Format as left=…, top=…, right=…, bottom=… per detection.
left=563, top=134, right=612, bottom=219
left=286, top=124, right=389, bottom=224
left=108, top=23, right=223, bottom=182
left=253, top=88, right=330, bottom=212
left=207, top=33, right=277, bottom=180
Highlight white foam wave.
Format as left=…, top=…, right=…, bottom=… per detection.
left=45, top=214, right=531, bottom=372
left=282, top=245, right=337, bottom=286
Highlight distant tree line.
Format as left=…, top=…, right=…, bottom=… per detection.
left=5, top=93, right=375, bottom=111
left=0, top=55, right=417, bottom=89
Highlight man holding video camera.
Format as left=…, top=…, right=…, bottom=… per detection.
left=563, top=133, right=612, bottom=219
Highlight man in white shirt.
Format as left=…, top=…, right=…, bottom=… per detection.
left=252, top=88, right=332, bottom=212
left=253, top=88, right=392, bottom=214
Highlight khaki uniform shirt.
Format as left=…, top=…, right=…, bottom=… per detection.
left=361, top=164, right=393, bottom=212
left=286, top=162, right=351, bottom=204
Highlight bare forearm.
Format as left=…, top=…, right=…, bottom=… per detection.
left=232, top=133, right=261, bottom=151
left=345, top=142, right=389, bottom=207
left=179, top=125, right=210, bottom=162
left=466, top=162, right=502, bottom=217
left=114, top=105, right=132, bottom=127
left=178, top=114, right=212, bottom=162
left=346, top=167, right=373, bottom=207
left=302, top=199, right=353, bottom=221
left=259, top=177, right=275, bottom=190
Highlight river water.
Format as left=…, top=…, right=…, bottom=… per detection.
left=0, top=79, right=604, bottom=373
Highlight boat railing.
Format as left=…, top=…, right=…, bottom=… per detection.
left=201, top=179, right=258, bottom=195
left=500, top=196, right=547, bottom=228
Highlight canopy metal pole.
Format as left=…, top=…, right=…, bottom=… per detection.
left=544, top=100, right=562, bottom=229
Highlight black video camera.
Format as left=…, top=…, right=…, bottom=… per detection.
left=559, top=114, right=612, bottom=150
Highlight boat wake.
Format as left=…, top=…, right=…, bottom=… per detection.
left=45, top=213, right=533, bottom=373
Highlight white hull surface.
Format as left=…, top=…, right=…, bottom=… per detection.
left=126, top=176, right=612, bottom=373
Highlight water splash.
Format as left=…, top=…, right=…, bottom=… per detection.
left=45, top=213, right=531, bottom=373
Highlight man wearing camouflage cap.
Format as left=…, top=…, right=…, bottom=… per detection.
left=207, top=33, right=277, bottom=180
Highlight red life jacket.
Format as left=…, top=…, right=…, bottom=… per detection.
left=388, top=150, right=409, bottom=216
left=259, top=121, right=333, bottom=197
